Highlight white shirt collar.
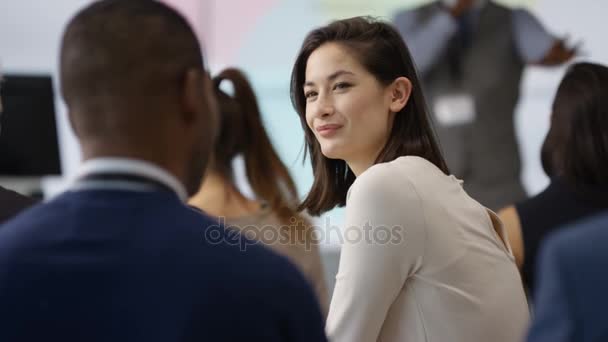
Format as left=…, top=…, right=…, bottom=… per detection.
left=441, top=0, right=487, bottom=8
left=76, top=157, right=188, bottom=202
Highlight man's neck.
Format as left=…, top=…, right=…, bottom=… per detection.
left=79, top=147, right=187, bottom=201
left=82, top=144, right=181, bottom=181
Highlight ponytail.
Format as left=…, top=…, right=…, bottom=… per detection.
left=212, top=68, right=305, bottom=226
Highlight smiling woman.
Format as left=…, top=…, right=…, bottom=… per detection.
left=291, top=17, right=448, bottom=215
left=291, top=16, right=530, bottom=342
left=303, top=44, right=412, bottom=176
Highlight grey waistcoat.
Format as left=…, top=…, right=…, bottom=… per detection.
left=416, top=1, right=527, bottom=209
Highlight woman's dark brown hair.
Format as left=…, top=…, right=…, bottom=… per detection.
left=290, top=16, right=448, bottom=216
left=541, top=62, right=608, bottom=187
left=212, top=68, right=305, bottom=225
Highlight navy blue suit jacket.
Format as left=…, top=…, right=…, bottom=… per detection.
left=0, top=189, right=327, bottom=341
left=527, top=212, right=608, bottom=342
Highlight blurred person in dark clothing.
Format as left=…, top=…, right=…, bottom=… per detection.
left=499, top=62, right=608, bottom=296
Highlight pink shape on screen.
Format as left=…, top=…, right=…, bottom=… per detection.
left=159, top=0, right=210, bottom=44
left=160, top=0, right=280, bottom=66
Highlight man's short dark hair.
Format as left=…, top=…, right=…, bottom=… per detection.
left=60, top=0, right=204, bottom=136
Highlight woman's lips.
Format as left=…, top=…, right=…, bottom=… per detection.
left=316, top=124, right=343, bottom=137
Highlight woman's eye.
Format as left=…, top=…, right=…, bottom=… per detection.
left=304, top=91, right=317, bottom=99
left=333, top=82, right=351, bottom=90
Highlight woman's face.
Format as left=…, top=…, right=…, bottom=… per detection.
left=303, top=42, right=397, bottom=167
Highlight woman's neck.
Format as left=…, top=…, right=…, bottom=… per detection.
left=189, top=171, right=260, bottom=219
left=346, top=151, right=381, bottom=177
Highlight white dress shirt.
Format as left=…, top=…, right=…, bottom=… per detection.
left=73, top=157, right=187, bottom=202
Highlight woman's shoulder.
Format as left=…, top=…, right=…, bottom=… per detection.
left=349, top=156, right=461, bottom=216
left=348, top=156, right=433, bottom=205
left=354, top=156, right=441, bottom=189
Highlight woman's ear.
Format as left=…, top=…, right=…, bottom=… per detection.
left=388, top=76, right=412, bottom=113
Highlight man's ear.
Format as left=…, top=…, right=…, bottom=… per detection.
left=200, top=72, right=219, bottom=141
left=388, top=76, right=412, bottom=113
left=180, top=68, right=206, bottom=124
left=180, top=69, right=220, bottom=144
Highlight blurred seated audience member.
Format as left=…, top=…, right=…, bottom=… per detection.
left=0, top=1, right=327, bottom=341
left=527, top=211, right=608, bottom=342
left=189, top=68, right=328, bottom=314
left=499, top=62, right=608, bottom=295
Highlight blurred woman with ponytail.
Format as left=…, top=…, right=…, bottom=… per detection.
left=189, top=68, right=328, bottom=313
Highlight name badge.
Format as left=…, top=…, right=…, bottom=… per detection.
left=434, top=94, right=476, bottom=127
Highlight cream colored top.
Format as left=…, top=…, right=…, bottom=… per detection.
left=326, top=156, right=529, bottom=342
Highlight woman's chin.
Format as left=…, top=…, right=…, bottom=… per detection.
left=320, top=146, right=345, bottom=160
